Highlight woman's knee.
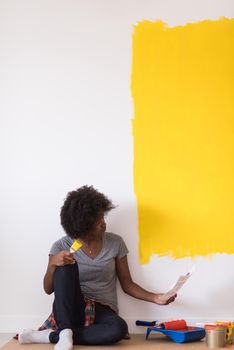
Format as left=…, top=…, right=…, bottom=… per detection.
left=54, top=263, right=77, bottom=279
left=53, top=263, right=79, bottom=292
left=107, top=317, right=128, bottom=343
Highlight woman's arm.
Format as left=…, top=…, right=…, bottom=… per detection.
left=116, top=256, right=176, bottom=305
left=43, top=251, right=75, bottom=294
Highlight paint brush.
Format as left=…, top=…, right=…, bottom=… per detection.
left=70, top=240, right=83, bottom=253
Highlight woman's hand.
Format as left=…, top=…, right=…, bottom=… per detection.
left=50, top=251, right=76, bottom=267
left=153, top=293, right=177, bottom=305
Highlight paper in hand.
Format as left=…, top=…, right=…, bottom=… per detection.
left=159, top=266, right=194, bottom=301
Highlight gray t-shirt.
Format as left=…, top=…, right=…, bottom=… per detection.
left=49, top=232, right=129, bottom=313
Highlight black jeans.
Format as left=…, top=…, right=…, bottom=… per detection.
left=49, top=263, right=128, bottom=345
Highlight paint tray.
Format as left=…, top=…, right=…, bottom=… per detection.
left=146, top=326, right=205, bottom=343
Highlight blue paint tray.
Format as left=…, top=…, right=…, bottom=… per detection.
left=146, top=326, right=205, bottom=343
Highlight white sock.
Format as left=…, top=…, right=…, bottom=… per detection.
left=18, top=328, right=53, bottom=344
left=54, top=329, right=73, bottom=350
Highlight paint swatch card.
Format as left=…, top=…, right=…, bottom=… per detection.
left=160, top=267, right=194, bottom=301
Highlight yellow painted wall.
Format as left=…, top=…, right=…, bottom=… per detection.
left=132, top=18, right=234, bottom=263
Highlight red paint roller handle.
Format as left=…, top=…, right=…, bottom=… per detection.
left=160, top=319, right=187, bottom=330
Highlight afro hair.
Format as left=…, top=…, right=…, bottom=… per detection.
left=60, top=185, right=115, bottom=238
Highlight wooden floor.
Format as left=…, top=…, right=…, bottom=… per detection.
left=0, top=334, right=14, bottom=349
left=0, top=334, right=223, bottom=350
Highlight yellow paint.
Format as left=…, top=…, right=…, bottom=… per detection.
left=132, top=18, right=234, bottom=263
left=70, top=240, right=83, bottom=252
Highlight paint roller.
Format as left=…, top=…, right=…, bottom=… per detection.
left=136, top=319, right=188, bottom=330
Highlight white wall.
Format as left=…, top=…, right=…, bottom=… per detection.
left=0, top=0, right=234, bottom=333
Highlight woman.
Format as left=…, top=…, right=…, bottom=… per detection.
left=19, top=185, right=176, bottom=350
